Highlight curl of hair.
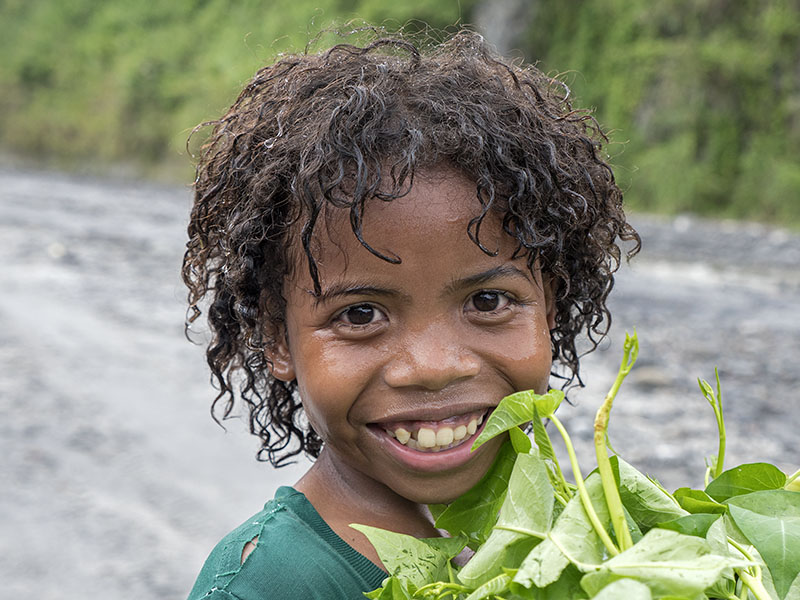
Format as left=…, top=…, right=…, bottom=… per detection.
left=183, top=28, right=641, bottom=467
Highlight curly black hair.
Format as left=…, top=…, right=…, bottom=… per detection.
left=183, top=28, right=640, bottom=467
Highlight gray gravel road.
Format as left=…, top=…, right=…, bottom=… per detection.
left=2, top=168, right=798, bottom=599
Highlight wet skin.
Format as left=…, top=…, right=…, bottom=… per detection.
left=267, top=169, right=556, bottom=567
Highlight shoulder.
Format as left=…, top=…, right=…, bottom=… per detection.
left=186, top=488, right=385, bottom=600
left=186, top=499, right=279, bottom=600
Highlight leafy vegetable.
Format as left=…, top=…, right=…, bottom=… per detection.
left=580, top=528, right=748, bottom=599
left=673, top=487, right=728, bottom=514
left=458, top=452, right=553, bottom=587
left=611, top=456, right=687, bottom=529
left=470, top=389, right=563, bottom=451
left=433, top=441, right=517, bottom=549
left=350, top=524, right=466, bottom=589
left=514, top=473, right=611, bottom=587
left=705, top=463, right=787, bottom=502
left=726, top=491, right=800, bottom=600
left=355, top=332, right=799, bottom=599
left=657, top=513, right=720, bottom=538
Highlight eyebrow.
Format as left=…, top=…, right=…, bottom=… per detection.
left=445, top=265, right=534, bottom=294
left=310, top=283, right=408, bottom=307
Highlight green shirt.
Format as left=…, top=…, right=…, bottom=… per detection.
left=187, top=486, right=387, bottom=599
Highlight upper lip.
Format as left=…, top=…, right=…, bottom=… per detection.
left=368, top=403, right=494, bottom=425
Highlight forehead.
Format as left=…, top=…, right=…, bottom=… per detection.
left=291, top=168, right=524, bottom=287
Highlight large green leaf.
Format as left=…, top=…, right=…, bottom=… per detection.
left=434, top=440, right=517, bottom=547
left=579, top=528, right=748, bottom=599
left=513, top=537, right=571, bottom=590
left=459, top=531, right=540, bottom=589
left=349, top=525, right=463, bottom=589
left=472, top=392, right=535, bottom=450
left=497, top=453, right=556, bottom=539
left=514, top=473, right=611, bottom=588
left=726, top=490, right=800, bottom=600
left=590, top=578, right=652, bottom=600
left=705, top=463, right=787, bottom=502
left=673, top=487, right=727, bottom=514
left=471, top=390, right=566, bottom=451
left=657, top=514, right=720, bottom=538
left=459, top=453, right=554, bottom=587
left=784, top=573, right=800, bottom=600
left=612, top=456, right=687, bottom=529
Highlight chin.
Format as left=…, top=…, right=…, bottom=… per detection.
left=390, top=465, right=497, bottom=506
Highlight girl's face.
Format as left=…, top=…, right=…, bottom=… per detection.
left=269, top=169, right=555, bottom=505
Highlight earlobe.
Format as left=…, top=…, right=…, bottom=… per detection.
left=266, top=337, right=296, bottom=382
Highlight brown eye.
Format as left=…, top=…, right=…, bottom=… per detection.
left=467, top=290, right=512, bottom=313
left=471, top=291, right=506, bottom=312
left=341, top=304, right=377, bottom=325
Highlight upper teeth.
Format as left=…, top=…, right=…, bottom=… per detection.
left=385, top=414, right=484, bottom=453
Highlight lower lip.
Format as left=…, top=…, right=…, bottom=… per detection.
left=370, top=417, right=492, bottom=473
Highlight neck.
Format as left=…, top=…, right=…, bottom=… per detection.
left=295, top=447, right=440, bottom=568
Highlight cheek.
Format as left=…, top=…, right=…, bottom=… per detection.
left=488, top=321, right=553, bottom=392
left=293, top=343, right=375, bottom=439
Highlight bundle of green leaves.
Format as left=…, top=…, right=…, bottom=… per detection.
left=354, top=333, right=800, bottom=600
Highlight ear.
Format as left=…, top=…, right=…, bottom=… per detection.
left=265, top=332, right=296, bottom=382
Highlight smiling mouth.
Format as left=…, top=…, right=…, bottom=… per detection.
left=380, top=410, right=488, bottom=453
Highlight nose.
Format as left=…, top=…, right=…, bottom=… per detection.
left=383, top=321, right=481, bottom=390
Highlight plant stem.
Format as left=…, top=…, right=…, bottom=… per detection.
left=549, top=413, right=619, bottom=556
left=712, top=369, right=726, bottom=479
left=594, top=332, right=638, bottom=552
left=699, top=369, right=726, bottom=479
left=727, top=537, right=772, bottom=600
left=532, top=405, right=572, bottom=501
left=494, top=525, right=546, bottom=539
left=738, top=570, right=773, bottom=600
left=549, top=455, right=570, bottom=501
left=553, top=489, right=569, bottom=507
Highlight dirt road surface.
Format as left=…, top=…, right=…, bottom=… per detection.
left=2, top=167, right=798, bottom=599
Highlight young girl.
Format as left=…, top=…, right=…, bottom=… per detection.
left=183, top=29, right=639, bottom=599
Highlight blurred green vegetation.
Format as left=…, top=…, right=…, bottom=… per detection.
left=1, top=0, right=798, bottom=224
left=526, top=0, right=800, bottom=224
left=0, top=0, right=475, bottom=180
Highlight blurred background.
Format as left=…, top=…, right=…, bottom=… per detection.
left=1, top=1, right=799, bottom=599
left=3, top=0, right=799, bottom=222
